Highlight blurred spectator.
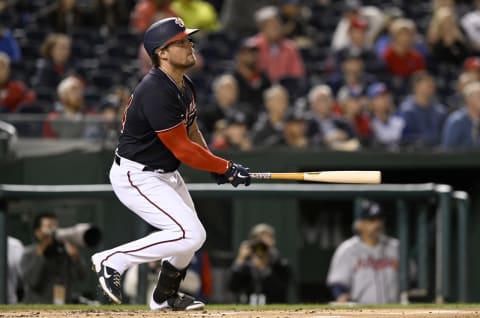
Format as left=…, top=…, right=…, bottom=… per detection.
left=20, top=212, right=86, bottom=304
left=367, top=82, right=404, bottom=150
left=383, top=18, right=425, bottom=94
left=220, top=0, right=279, bottom=36
left=7, top=236, right=24, bottom=304
left=92, top=0, right=130, bottom=36
left=373, top=7, right=404, bottom=59
left=0, top=25, right=21, bottom=63
left=433, top=0, right=456, bottom=11
left=130, top=0, right=177, bottom=34
left=334, top=16, right=384, bottom=74
left=399, top=71, right=447, bottom=148
left=328, top=52, right=374, bottom=99
left=40, top=0, right=88, bottom=34
left=43, top=76, right=94, bottom=138
left=171, top=0, right=219, bottom=31
left=199, top=74, right=252, bottom=137
left=84, top=86, right=130, bottom=141
left=460, top=0, right=480, bottom=52
left=326, top=200, right=399, bottom=304
left=251, top=85, right=289, bottom=147
left=462, top=56, right=480, bottom=79
left=0, top=52, right=36, bottom=113
left=283, top=109, right=308, bottom=148
left=231, top=37, right=271, bottom=114
left=306, top=85, right=358, bottom=150
left=427, top=7, right=470, bottom=67
left=442, top=81, right=480, bottom=149
left=31, top=33, right=75, bottom=91
left=252, top=6, right=305, bottom=83
left=210, top=113, right=253, bottom=151
left=447, top=69, right=480, bottom=111
left=335, top=88, right=371, bottom=147
left=280, top=0, right=312, bottom=47
left=331, top=0, right=386, bottom=51
left=229, top=223, right=291, bottom=304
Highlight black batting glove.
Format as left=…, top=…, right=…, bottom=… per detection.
left=211, top=172, right=229, bottom=185
left=224, top=161, right=251, bottom=187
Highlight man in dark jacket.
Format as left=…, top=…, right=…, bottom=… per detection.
left=20, top=213, right=85, bottom=304
left=229, top=223, right=291, bottom=304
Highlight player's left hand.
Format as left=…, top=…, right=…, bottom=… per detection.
left=224, top=162, right=251, bottom=187
left=211, top=172, right=229, bottom=185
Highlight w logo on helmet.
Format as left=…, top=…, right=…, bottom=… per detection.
left=174, top=18, right=185, bottom=28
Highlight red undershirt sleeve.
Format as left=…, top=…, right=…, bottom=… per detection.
left=157, top=123, right=230, bottom=174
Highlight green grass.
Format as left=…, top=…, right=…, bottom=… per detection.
left=1, top=304, right=480, bottom=311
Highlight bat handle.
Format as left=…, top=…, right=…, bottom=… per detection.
left=250, top=172, right=272, bottom=179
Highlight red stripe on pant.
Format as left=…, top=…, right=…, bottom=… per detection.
left=99, top=171, right=186, bottom=266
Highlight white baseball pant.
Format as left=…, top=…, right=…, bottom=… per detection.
left=91, top=155, right=206, bottom=275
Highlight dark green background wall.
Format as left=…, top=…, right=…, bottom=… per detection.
left=1, top=149, right=479, bottom=302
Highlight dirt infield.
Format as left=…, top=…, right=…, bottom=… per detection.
left=2, top=308, right=480, bottom=318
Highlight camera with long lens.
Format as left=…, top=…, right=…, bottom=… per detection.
left=249, top=239, right=269, bottom=257
left=54, top=223, right=102, bottom=248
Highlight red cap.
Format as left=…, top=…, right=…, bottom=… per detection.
left=463, top=57, right=480, bottom=72
left=349, top=17, right=368, bottom=31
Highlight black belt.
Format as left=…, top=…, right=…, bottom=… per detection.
left=114, top=154, right=166, bottom=173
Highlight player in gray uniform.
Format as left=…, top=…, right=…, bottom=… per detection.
left=326, top=200, right=399, bottom=304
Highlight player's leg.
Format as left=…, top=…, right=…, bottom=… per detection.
left=149, top=171, right=205, bottom=310
left=161, top=170, right=198, bottom=267
left=92, top=164, right=205, bottom=304
left=93, top=169, right=206, bottom=271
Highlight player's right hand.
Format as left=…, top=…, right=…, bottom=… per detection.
left=224, top=162, right=251, bottom=187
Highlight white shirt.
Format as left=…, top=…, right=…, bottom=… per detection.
left=371, top=115, right=405, bottom=147
left=7, top=236, right=24, bottom=304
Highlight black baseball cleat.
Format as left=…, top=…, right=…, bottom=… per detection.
left=92, top=263, right=123, bottom=304
left=150, top=292, right=205, bottom=311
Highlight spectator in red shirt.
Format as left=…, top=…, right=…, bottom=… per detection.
left=252, top=6, right=305, bottom=83
left=335, top=87, right=372, bottom=147
left=383, top=18, right=425, bottom=78
left=0, top=52, right=36, bottom=113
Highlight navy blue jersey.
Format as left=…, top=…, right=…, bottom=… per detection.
left=117, top=67, right=197, bottom=172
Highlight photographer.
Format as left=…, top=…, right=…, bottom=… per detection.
left=20, top=213, right=86, bottom=304
left=228, top=223, right=291, bottom=304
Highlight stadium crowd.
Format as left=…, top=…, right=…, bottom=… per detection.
left=1, top=0, right=480, bottom=151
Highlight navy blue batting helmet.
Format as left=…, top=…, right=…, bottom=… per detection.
left=143, top=17, right=199, bottom=56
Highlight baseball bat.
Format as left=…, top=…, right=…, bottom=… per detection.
left=250, top=171, right=382, bottom=184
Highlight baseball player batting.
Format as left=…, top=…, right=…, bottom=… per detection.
left=91, top=17, right=251, bottom=311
